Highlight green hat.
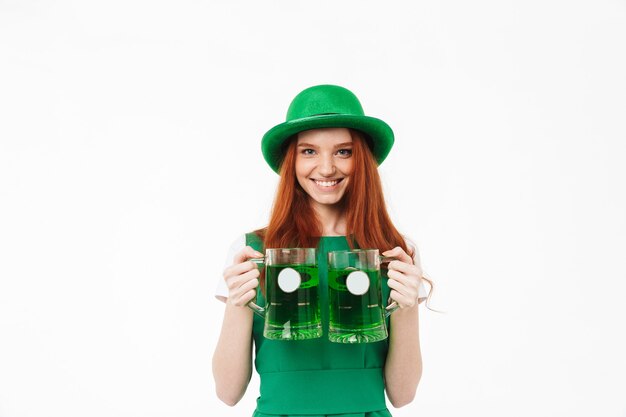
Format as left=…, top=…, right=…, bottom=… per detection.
left=261, top=84, right=395, bottom=173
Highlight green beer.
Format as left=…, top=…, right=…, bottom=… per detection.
left=328, top=268, right=386, bottom=343
left=264, top=264, right=322, bottom=340
left=248, top=248, right=321, bottom=341
left=327, top=249, right=398, bottom=343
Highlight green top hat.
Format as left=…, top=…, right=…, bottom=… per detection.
left=261, top=84, right=395, bottom=173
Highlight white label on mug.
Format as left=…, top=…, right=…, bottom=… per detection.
left=278, top=268, right=301, bottom=293
left=346, top=271, right=370, bottom=295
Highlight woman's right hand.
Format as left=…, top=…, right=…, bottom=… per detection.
left=222, top=245, right=263, bottom=307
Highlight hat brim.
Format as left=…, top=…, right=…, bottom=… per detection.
left=261, top=114, right=394, bottom=173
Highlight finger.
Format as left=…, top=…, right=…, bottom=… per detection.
left=387, top=269, right=422, bottom=289
left=226, top=268, right=260, bottom=290
left=240, top=289, right=258, bottom=305
left=388, top=289, right=407, bottom=309
left=229, top=278, right=260, bottom=306
left=228, top=269, right=260, bottom=291
left=381, top=246, right=412, bottom=264
left=387, top=275, right=410, bottom=295
left=385, top=300, right=399, bottom=311
left=223, top=259, right=259, bottom=278
left=233, top=246, right=264, bottom=264
left=230, top=288, right=257, bottom=307
left=387, top=274, right=420, bottom=302
left=235, top=276, right=260, bottom=295
left=387, top=260, right=422, bottom=276
left=389, top=289, right=416, bottom=309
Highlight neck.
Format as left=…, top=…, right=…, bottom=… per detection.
left=311, top=201, right=347, bottom=236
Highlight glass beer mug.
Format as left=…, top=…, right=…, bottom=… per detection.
left=248, top=248, right=322, bottom=340
left=327, top=249, right=400, bottom=343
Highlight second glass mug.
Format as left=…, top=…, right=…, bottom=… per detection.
left=247, top=248, right=323, bottom=341
left=327, top=249, right=400, bottom=343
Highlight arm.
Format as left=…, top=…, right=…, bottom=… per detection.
left=381, top=246, right=425, bottom=408
left=384, top=302, right=422, bottom=408
left=211, top=245, right=263, bottom=406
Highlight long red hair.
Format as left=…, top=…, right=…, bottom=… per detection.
left=254, top=129, right=435, bottom=307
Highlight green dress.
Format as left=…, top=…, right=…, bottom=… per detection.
left=246, top=233, right=394, bottom=417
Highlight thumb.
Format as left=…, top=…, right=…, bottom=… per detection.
left=234, top=246, right=264, bottom=264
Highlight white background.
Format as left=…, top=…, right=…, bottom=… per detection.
left=1, top=1, right=625, bottom=416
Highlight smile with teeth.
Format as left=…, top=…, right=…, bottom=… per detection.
left=312, top=178, right=343, bottom=187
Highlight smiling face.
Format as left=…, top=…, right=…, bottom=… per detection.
left=295, top=128, right=354, bottom=210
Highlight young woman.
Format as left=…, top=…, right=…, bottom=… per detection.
left=212, top=84, right=435, bottom=417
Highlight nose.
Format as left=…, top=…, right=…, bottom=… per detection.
left=318, top=153, right=336, bottom=177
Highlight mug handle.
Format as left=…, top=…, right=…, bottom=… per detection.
left=380, top=256, right=400, bottom=317
left=247, top=257, right=266, bottom=318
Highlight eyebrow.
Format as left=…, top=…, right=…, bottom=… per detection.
left=297, top=142, right=353, bottom=148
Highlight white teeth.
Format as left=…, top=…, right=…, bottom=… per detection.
left=315, top=180, right=338, bottom=187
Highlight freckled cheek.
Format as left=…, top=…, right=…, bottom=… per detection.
left=295, top=165, right=313, bottom=186
left=296, top=172, right=310, bottom=188
left=340, top=160, right=354, bottom=177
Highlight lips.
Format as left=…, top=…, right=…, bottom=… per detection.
left=311, top=178, right=343, bottom=188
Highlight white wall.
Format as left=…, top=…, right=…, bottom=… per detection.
left=1, top=1, right=625, bottom=416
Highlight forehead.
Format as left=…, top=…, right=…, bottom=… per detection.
left=296, top=128, right=352, bottom=146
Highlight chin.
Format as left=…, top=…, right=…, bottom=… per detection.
left=311, top=195, right=344, bottom=206
left=303, top=184, right=348, bottom=207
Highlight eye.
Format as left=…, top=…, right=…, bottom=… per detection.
left=301, top=148, right=316, bottom=155
left=336, top=148, right=353, bottom=157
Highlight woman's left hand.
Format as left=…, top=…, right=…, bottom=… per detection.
left=382, top=247, right=423, bottom=310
